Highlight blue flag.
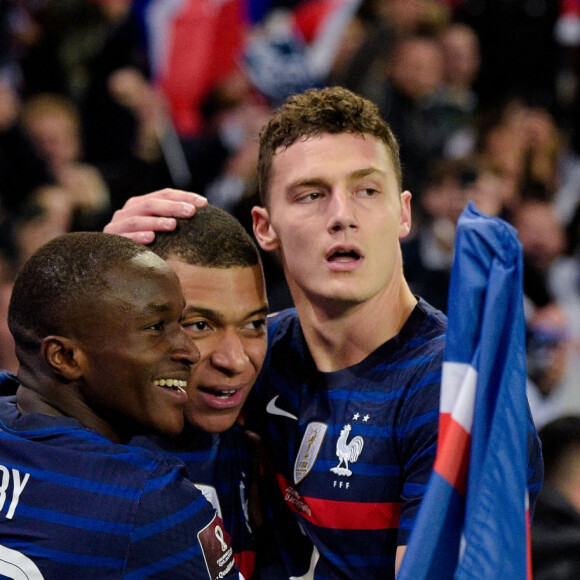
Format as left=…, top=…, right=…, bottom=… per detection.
left=397, top=202, right=542, bottom=579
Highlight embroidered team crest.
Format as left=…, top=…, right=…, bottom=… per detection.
left=330, top=424, right=364, bottom=476
left=294, top=422, right=327, bottom=484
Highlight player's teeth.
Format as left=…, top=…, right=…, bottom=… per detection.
left=153, top=379, right=187, bottom=391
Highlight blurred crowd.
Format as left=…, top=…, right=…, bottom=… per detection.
left=1, top=0, right=580, bottom=575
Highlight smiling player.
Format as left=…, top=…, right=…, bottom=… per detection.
left=0, top=232, right=240, bottom=579
left=103, top=86, right=542, bottom=580
left=131, top=205, right=268, bottom=578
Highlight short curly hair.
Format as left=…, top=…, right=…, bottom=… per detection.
left=257, top=86, right=402, bottom=207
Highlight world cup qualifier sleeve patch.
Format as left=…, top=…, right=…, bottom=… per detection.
left=198, top=513, right=237, bottom=579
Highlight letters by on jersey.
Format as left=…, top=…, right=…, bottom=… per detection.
left=0, top=466, right=41, bottom=579
left=0, top=465, right=29, bottom=520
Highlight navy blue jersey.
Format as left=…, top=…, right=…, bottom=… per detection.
left=248, top=299, right=447, bottom=579
left=132, top=425, right=257, bottom=578
left=248, top=299, right=544, bottom=579
left=0, top=373, right=240, bottom=580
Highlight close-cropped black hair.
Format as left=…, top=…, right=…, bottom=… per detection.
left=149, top=205, right=261, bottom=269
left=8, top=231, right=153, bottom=351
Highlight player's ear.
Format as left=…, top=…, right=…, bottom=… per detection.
left=398, top=190, right=412, bottom=240
left=41, top=336, right=84, bottom=381
left=252, top=205, right=280, bottom=252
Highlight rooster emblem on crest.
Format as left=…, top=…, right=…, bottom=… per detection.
left=330, top=424, right=364, bottom=476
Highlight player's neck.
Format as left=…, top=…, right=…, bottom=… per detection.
left=293, top=281, right=417, bottom=373
left=16, top=380, right=127, bottom=444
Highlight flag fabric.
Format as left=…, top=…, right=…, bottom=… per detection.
left=242, top=0, right=363, bottom=108
left=133, top=0, right=250, bottom=138
left=397, top=202, right=540, bottom=580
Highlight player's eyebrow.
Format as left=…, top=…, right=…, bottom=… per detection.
left=347, top=166, right=386, bottom=181
left=183, top=305, right=269, bottom=322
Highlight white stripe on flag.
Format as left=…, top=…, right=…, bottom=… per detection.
left=441, top=361, right=478, bottom=434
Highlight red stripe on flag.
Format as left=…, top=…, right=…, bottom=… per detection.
left=438, top=411, right=452, bottom=446
left=526, top=508, right=532, bottom=580
left=276, top=473, right=400, bottom=530
left=434, top=412, right=471, bottom=496
left=235, top=550, right=256, bottom=580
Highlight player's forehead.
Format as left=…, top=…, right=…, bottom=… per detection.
left=101, top=258, right=182, bottom=312
left=269, top=133, right=398, bottom=195
left=275, top=131, right=392, bottom=167
left=168, top=261, right=267, bottom=321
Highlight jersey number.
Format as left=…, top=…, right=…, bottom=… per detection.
left=0, top=544, right=43, bottom=579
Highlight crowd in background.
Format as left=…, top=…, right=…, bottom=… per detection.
left=1, top=0, right=580, bottom=576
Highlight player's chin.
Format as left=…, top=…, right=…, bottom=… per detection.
left=187, top=409, right=240, bottom=434
left=152, top=413, right=186, bottom=437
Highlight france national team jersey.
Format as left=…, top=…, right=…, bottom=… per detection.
left=132, top=425, right=257, bottom=579
left=249, top=298, right=544, bottom=579
left=248, top=299, right=447, bottom=579
left=0, top=373, right=240, bottom=580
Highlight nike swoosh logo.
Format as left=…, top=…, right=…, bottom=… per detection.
left=266, top=395, right=298, bottom=420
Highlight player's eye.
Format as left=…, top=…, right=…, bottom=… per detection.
left=244, top=318, right=267, bottom=331
left=182, top=320, right=210, bottom=331
left=356, top=187, right=380, bottom=197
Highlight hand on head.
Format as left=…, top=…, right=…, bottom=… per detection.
left=104, top=188, right=207, bottom=244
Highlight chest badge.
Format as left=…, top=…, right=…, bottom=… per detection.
left=294, top=422, right=327, bottom=484
left=330, top=424, right=364, bottom=477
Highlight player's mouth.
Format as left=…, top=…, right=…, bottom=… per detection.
left=328, top=250, right=360, bottom=262
left=326, top=245, right=363, bottom=269
left=198, top=385, right=245, bottom=409
left=153, top=378, right=187, bottom=393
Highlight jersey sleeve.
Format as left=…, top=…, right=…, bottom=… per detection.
left=396, top=360, right=442, bottom=546
left=125, top=459, right=241, bottom=579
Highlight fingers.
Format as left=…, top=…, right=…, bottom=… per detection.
left=103, top=189, right=207, bottom=242
left=125, top=188, right=207, bottom=210
left=104, top=215, right=177, bottom=237
left=122, top=189, right=206, bottom=214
